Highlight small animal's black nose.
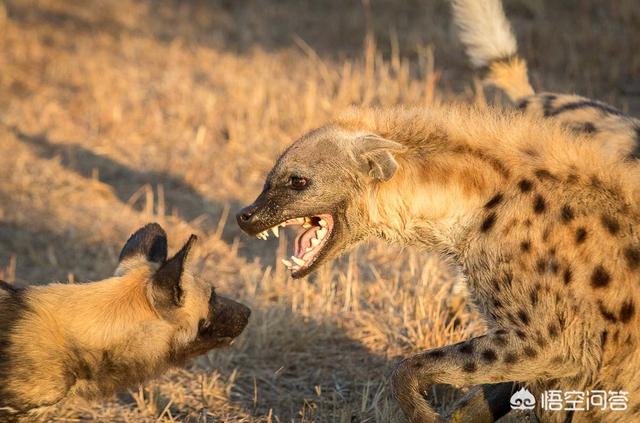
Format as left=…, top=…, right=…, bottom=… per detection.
left=236, top=204, right=259, bottom=230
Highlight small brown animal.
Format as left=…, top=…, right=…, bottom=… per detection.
left=238, top=105, right=640, bottom=422
left=452, top=0, right=640, bottom=161
left=0, top=223, right=250, bottom=419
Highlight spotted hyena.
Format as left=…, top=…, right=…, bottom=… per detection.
left=237, top=104, right=640, bottom=422
left=452, top=0, right=640, bottom=162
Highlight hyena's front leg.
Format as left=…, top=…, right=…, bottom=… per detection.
left=391, top=329, right=575, bottom=423
left=445, top=382, right=520, bottom=423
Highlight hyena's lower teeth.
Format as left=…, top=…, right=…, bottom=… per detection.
left=281, top=259, right=293, bottom=267
left=311, top=238, right=320, bottom=247
left=302, top=222, right=312, bottom=228
left=317, top=227, right=327, bottom=239
left=319, top=219, right=327, bottom=227
left=291, top=256, right=306, bottom=266
left=305, top=247, right=313, bottom=253
left=271, top=226, right=279, bottom=237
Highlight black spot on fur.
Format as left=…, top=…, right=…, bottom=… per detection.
left=427, top=349, right=445, bottom=359
left=598, top=301, right=618, bottom=323
left=542, top=94, right=558, bottom=117
left=515, top=329, right=527, bottom=340
left=503, top=352, right=518, bottom=364
left=572, top=122, right=597, bottom=134
left=533, top=195, right=546, bottom=214
left=535, top=169, right=557, bottom=181
left=520, top=240, right=531, bottom=253
left=523, top=346, right=537, bottom=358
left=536, top=258, right=546, bottom=274
left=481, top=212, right=497, bottom=232
left=494, top=335, right=508, bottom=347
left=560, top=205, right=574, bottom=223
left=546, top=99, right=624, bottom=117
left=462, top=362, right=477, bottom=373
left=529, top=290, right=538, bottom=306
left=624, top=247, right=640, bottom=270
left=481, top=349, right=497, bottom=363
left=548, top=323, right=559, bottom=338
left=575, top=227, right=587, bottom=244
left=563, top=268, right=573, bottom=285
left=458, top=342, right=474, bottom=354
left=601, top=215, right=620, bottom=235
left=493, top=298, right=502, bottom=309
left=591, top=265, right=611, bottom=288
left=518, top=179, right=533, bottom=192
left=485, top=193, right=504, bottom=209
left=620, top=300, right=635, bottom=323
left=412, top=361, right=423, bottom=369
left=492, top=278, right=501, bottom=292
left=536, top=333, right=547, bottom=348
left=518, top=310, right=530, bottom=325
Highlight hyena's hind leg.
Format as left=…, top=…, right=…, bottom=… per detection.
left=391, top=329, right=576, bottom=423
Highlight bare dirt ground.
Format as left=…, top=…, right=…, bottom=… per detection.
left=0, top=0, right=638, bottom=421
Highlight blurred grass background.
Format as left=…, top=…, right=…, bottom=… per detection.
left=0, top=0, right=638, bottom=421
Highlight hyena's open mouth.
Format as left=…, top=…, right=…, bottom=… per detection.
left=254, top=214, right=333, bottom=275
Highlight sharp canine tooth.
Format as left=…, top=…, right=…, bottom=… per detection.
left=319, top=219, right=327, bottom=227
left=272, top=226, right=279, bottom=237
left=311, top=238, right=320, bottom=247
left=317, top=227, right=327, bottom=239
left=291, top=256, right=305, bottom=266
left=305, top=247, right=313, bottom=253
left=281, top=259, right=292, bottom=267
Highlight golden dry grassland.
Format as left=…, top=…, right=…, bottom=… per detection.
left=0, top=0, right=638, bottom=421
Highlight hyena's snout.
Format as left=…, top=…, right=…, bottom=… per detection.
left=209, top=295, right=251, bottom=340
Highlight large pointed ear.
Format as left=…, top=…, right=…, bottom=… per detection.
left=116, top=223, right=168, bottom=275
left=354, top=135, right=406, bottom=181
left=151, top=234, right=197, bottom=308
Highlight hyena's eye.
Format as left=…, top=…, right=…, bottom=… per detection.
left=290, top=176, right=308, bottom=190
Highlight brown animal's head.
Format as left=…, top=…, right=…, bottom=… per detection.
left=116, top=223, right=251, bottom=360
left=237, top=126, right=405, bottom=278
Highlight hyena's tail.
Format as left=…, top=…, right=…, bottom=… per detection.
left=451, top=0, right=534, bottom=102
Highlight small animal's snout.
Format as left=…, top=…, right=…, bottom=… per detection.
left=236, top=204, right=260, bottom=231
left=211, top=295, right=251, bottom=339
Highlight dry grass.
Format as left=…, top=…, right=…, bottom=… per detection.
left=0, top=0, right=638, bottom=421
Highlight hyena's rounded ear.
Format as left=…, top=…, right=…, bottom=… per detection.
left=354, top=135, right=406, bottom=181
left=116, top=223, right=168, bottom=276
left=152, top=234, right=197, bottom=308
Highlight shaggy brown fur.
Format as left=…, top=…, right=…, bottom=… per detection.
left=0, top=223, right=250, bottom=419
left=239, top=104, right=640, bottom=422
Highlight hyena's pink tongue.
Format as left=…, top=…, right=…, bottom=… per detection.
left=295, top=226, right=320, bottom=258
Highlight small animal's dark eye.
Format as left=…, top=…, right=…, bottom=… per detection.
left=290, top=176, right=308, bottom=190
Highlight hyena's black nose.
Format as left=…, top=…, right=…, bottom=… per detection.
left=236, top=204, right=259, bottom=231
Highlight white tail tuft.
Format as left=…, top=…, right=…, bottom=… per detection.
left=451, top=0, right=518, bottom=68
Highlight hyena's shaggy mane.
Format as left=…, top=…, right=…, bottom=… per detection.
left=334, top=105, right=640, bottom=208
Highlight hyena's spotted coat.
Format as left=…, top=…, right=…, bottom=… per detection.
left=370, top=108, right=640, bottom=423
left=238, top=104, right=640, bottom=422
